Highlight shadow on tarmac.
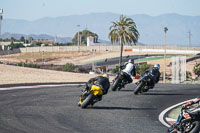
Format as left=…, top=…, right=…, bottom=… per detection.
left=89, top=106, right=157, bottom=111
left=115, top=90, right=184, bottom=96
left=119, top=90, right=134, bottom=92
left=143, top=92, right=184, bottom=96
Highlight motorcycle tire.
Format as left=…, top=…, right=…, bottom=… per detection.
left=111, top=78, right=121, bottom=91
left=134, top=82, right=144, bottom=95
left=183, top=120, right=200, bottom=133
left=81, top=94, right=94, bottom=109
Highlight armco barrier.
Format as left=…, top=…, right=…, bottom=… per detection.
left=132, top=48, right=200, bottom=54
left=124, top=49, right=133, bottom=52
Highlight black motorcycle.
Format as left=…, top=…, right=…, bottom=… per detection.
left=134, top=73, right=154, bottom=95
left=168, top=102, right=200, bottom=133
left=111, top=71, right=127, bottom=91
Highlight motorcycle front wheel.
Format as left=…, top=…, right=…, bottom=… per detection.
left=111, top=78, right=121, bottom=91
left=134, top=82, right=144, bottom=95
left=182, top=120, right=200, bottom=133
left=81, top=94, right=95, bottom=109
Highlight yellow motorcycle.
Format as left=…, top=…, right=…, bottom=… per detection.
left=78, top=84, right=103, bottom=108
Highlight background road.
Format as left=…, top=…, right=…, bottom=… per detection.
left=86, top=54, right=170, bottom=66
left=0, top=84, right=199, bottom=133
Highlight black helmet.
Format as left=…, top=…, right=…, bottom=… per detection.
left=128, top=59, right=134, bottom=64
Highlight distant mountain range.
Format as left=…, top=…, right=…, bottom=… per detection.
left=1, top=32, right=72, bottom=43
left=1, top=12, right=200, bottom=46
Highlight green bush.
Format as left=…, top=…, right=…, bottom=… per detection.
left=135, top=63, right=152, bottom=76
left=110, top=69, right=117, bottom=73
left=110, top=65, right=120, bottom=73
left=186, top=71, right=192, bottom=80
left=8, top=43, right=25, bottom=50
left=17, top=62, right=25, bottom=67
left=26, top=63, right=40, bottom=68
left=193, top=63, right=200, bottom=76
left=62, top=63, right=75, bottom=72
left=17, top=62, right=40, bottom=68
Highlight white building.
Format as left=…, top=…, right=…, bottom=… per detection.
left=87, top=36, right=94, bottom=46
left=87, top=36, right=106, bottom=46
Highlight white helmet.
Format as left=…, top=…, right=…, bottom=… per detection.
left=154, top=64, right=160, bottom=69
left=128, top=59, right=134, bottom=64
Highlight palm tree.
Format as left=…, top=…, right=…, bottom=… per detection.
left=109, top=15, right=139, bottom=70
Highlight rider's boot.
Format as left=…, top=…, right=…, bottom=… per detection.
left=78, top=101, right=81, bottom=106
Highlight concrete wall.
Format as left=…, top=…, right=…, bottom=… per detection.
left=19, top=46, right=122, bottom=53
left=0, top=45, right=200, bottom=55
left=19, top=45, right=200, bottom=53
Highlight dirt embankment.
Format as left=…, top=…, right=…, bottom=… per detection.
left=0, top=51, right=199, bottom=84
left=0, top=64, right=98, bottom=85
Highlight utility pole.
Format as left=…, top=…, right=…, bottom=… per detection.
left=188, top=30, right=192, bottom=47
left=164, top=27, right=168, bottom=84
left=54, top=35, right=57, bottom=44
left=77, top=25, right=80, bottom=51
left=0, top=8, right=3, bottom=50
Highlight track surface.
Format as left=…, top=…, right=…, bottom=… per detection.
left=86, top=54, right=172, bottom=66
left=0, top=84, right=199, bottom=133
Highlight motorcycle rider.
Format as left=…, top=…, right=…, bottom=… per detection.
left=86, top=74, right=110, bottom=95
left=182, top=97, right=200, bottom=115
left=78, top=74, right=110, bottom=106
left=145, top=64, right=161, bottom=89
left=121, top=59, right=136, bottom=85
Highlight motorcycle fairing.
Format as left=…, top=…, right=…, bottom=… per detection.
left=90, top=85, right=103, bottom=95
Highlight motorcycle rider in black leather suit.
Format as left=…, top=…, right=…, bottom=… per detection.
left=85, top=74, right=110, bottom=101
left=145, top=64, right=161, bottom=89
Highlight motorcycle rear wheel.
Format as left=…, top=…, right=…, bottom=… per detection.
left=134, top=82, right=144, bottom=95
left=81, top=94, right=94, bottom=109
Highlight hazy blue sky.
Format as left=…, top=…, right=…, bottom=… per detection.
left=1, top=0, right=200, bottom=20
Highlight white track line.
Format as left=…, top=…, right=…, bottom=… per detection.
left=0, top=84, right=85, bottom=91
left=159, top=99, right=194, bottom=127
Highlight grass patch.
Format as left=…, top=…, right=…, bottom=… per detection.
left=184, top=80, right=200, bottom=84
left=168, top=106, right=182, bottom=119
left=135, top=56, right=172, bottom=62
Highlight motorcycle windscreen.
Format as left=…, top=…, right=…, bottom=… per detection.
left=90, top=85, right=103, bottom=95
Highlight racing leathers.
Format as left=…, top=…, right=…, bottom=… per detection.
left=146, top=67, right=161, bottom=88
left=182, top=97, right=200, bottom=116
left=122, top=62, right=136, bottom=84
left=85, top=76, right=110, bottom=102
left=86, top=76, right=110, bottom=95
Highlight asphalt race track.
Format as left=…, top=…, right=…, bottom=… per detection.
left=0, top=83, right=199, bottom=133
left=86, top=54, right=173, bottom=66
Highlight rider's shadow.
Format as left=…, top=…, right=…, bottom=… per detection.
left=142, top=92, right=184, bottom=96
left=119, top=89, right=134, bottom=92
left=89, top=106, right=157, bottom=110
